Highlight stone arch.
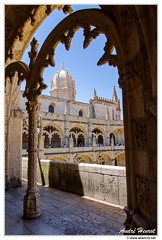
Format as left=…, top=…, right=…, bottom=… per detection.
left=110, top=127, right=124, bottom=145
left=22, top=129, right=28, bottom=149
left=29, top=9, right=126, bottom=90
left=48, top=102, right=55, bottom=113
left=96, top=152, right=112, bottom=165
left=69, top=126, right=86, bottom=147
left=49, top=156, right=68, bottom=162
left=92, top=127, right=105, bottom=145
left=79, top=109, right=83, bottom=116
left=5, top=6, right=157, bottom=229
left=69, top=124, right=86, bottom=134
left=44, top=122, right=63, bottom=136
left=43, top=124, right=62, bottom=148
left=74, top=153, right=93, bottom=163
left=115, top=151, right=125, bottom=166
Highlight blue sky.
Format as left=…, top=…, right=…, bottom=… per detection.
left=21, top=4, right=123, bottom=118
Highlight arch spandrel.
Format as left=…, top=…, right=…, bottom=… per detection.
left=30, top=9, right=126, bottom=89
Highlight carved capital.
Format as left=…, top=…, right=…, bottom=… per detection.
left=26, top=101, right=41, bottom=113
left=118, top=51, right=143, bottom=90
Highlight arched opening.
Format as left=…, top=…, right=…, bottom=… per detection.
left=115, top=152, right=125, bottom=166
left=69, top=127, right=85, bottom=147
left=92, top=128, right=104, bottom=145
left=74, top=153, right=93, bottom=163
left=79, top=109, right=83, bottom=116
left=22, top=131, right=28, bottom=149
left=96, top=152, right=112, bottom=165
left=43, top=125, right=61, bottom=148
left=110, top=133, right=115, bottom=146
left=48, top=104, right=54, bottom=113
left=5, top=5, right=157, bottom=231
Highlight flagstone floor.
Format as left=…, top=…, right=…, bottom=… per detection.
left=5, top=181, right=126, bottom=235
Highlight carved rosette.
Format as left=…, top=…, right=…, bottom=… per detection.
left=132, top=117, right=147, bottom=150
left=136, top=176, right=151, bottom=217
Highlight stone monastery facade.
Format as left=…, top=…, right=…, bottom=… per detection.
left=20, top=64, right=125, bottom=165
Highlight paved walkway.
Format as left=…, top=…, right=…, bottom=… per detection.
left=5, top=181, right=126, bottom=235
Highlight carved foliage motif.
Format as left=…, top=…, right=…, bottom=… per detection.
left=136, top=176, right=151, bottom=217
left=119, top=5, right=133, bottom=37
left=132, top=118, right=147, bottom=150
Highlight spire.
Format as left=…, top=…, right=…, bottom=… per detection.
left=112, top=86, right=118, bottom=102
left=61, top=63, right=65, bottom=70
left=94, top=88, right=97, bottom=99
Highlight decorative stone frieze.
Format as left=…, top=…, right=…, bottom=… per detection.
left=132, top=117, right=147, bottom=150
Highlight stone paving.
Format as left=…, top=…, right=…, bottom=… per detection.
left=5, top=181, right=126, bottom=235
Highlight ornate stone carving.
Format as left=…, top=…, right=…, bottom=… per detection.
left=44, top=48, right=55, bottom=67
left=14, top=50, right=24, bottom=61
left=83, top=26, right=101, bottom=49
left=118, top=51, right=143, bottom=90
left=136, top=176, right=151, bottom=217
left=97, top=39, right=117, bottom=67
left=28, top=37, right=39, bottom=70
left=62, top=5, right=73, bottom=14
left=59, top=23, right=117, bottom=68
left=27, top=6, right=39, bottom=26
left=119, top=6, right=133, bottom=37
left=45, top=5, right=53, bottom=15
left=132, top=117, right=147, bottom=150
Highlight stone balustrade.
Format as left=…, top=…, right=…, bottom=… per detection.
left=22, top=158, right=127, bottom=206
left=22, top=145, right=125, bottom=155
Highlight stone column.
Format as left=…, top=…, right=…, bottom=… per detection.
left=87, top=122, right=92, bottom=146
left=64, top=114, right=69, bottom=147
left=23, top=100, right=41, bottom=219
left=105, top=120, right=110, bottom=146
left=38, top=135, right=45, bottom=159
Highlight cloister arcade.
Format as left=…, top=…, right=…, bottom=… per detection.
left=5, top=4, right=157, bottom=232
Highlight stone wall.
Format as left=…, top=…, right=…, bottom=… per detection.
left=22, top=158, right=127, bottom=206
